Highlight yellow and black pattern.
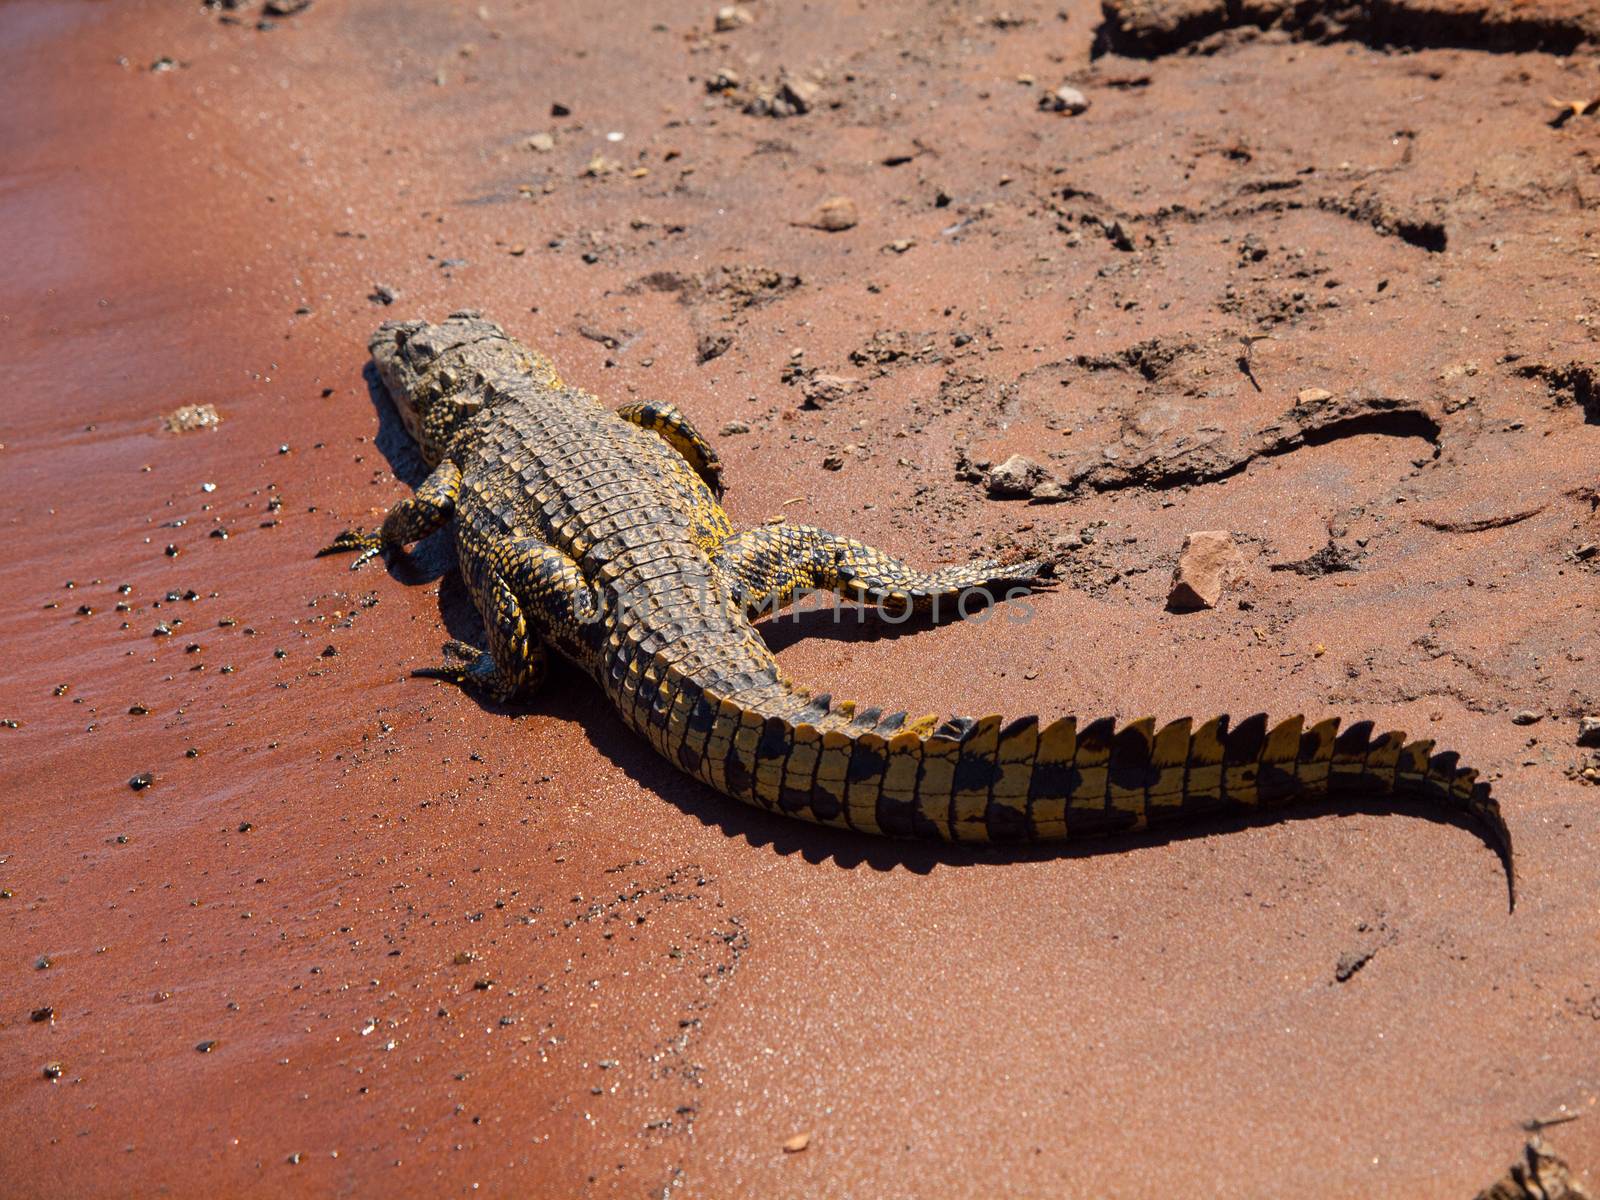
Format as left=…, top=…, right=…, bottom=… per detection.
left=713, top=522, right=1050, bottom=618
left=615, top=401, right=725, bottom=497
left=318, top=312, right=1515, bottom=906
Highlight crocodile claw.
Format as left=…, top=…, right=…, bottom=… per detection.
left=413, top=641, right=491, bottom=690
left=317, top=528, right=385, bottom=570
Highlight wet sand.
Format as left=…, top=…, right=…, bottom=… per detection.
left=2, top=0, right=1598, bottom=1195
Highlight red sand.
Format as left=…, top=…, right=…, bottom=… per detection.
left=2, top=1, right=1598, bottom=1195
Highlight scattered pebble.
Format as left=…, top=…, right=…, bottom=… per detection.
left=162, top=404, right=221, bottom=433
left=720, top=420, right=751, bottom=436
left=195, top=1039, right=219, bottom=1053
left=745, top=73, right=818, bottom=118
left=801, top=373, right=861, bottom=408
left=802, top=195, right=858, bottom=232
left=1168, top=531, right=1240, bottom=611
left=128, top=772, right=154, bottom=791
left=1297, top=387, right=1334, bottom=404
left=782, top=1131, right=811, bottom=1153
left=368, top=283, right=398, bottom=306
left=582, top=153, right=624, bottom=177
left=1039, top=85, right=1089, bottom=114
left=714, top=4, right=752, bottom=32
left=1334, top=948, right=1374, bottom=983
left=31, top=1006, right=54, bottom=1023
left=1576, top=717, right=1600, bottom=747
left=526, top=131, right=555, bottom=153
left=1512, top=710, right=1541, bottom=726
left=986, top=454, right=1047, bottom=499
left=41, top=1062, right=63, bottom=1081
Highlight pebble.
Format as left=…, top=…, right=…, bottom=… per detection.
left=803, top=196, right=858, bottom=232
left=986, top=454, right=1047, bottom=498
left=1168, top=530, right=1240, bottom=611
left=714, top=4, right=752, bottom=31
left=1297, top=387, right=1334, bottom=404
left=162, top=404, right=221, bottom=433
left=1039, top=85, right=1088, bottom=114
left=782, top=1132, right=811, bottom=1153
left=720, top=421, right=751, bottom=435
left=128, top=772, right=154, bottom=791
left=1511, top=710, right=1541, bottom=726
left=1577, top=717, right=1600, bottom=747
left=526, top=131, right=555, bottom=153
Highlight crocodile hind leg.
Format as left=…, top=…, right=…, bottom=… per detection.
left=615, top=401, right=725, bottom=497
left=712, top=522, right=1054, bottom=621
left=416, top=535, right=601, bottom=701
left=318, top=459, right=463, bottom=569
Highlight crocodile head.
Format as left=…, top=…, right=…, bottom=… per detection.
left=368, top=312, right=505, bottom=465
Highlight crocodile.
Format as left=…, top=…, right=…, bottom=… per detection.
left=319, top=312, right=1514, bottom=905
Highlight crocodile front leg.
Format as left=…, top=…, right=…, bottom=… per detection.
left=417, top=534, right=601, bottom=702
left=615, top=401, right=725, bottom=497
left=318, top=459, right=463, bottom=569
left=712, top=522, right=1053, bottom=620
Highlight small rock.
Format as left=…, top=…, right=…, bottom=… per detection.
left=128, top=772, right=154, bottom=791
left=714, top=4, right=752, bottom=31
left=263, top=0, right=311, bottom=14
left=525, top=131, right=555, bottom=153
left=1511, top=710, right=1541, bottom=726
left=801, top=373, right=861, bottom=408
left=1039, top=85, right=1088, bottom=115
left=194, top=1039, right=218, bottom=1053
left=1334, top=948, right=1374, bottom=983
left=368, top=283, right=398, bottom=306
left=706, top=67, right=741, bottom=93
left=1030, top=479, right=1068, bottom=502
left=720, top=420, right=751, bottom=436
left=885, top=237, right=915, bottom=254
left=986, top=454, right=1047, bottom=498
left=1576, top=543, right=1598, bottom=560
left=821, top=452, right=845, bottom=471
left=774, top=74, right=818, bottom=113
left=696, top=332, right=733, bottom=363
left=744, top=72, right=819, bottom=117
left=782, top=1132, right=811, bottom=1153
left=581, top=154, right=623, bottom=177
left=1297, top=387, right=1334, bottom=404
left=31, top=1006, right=54, bottom=1023
left=1167, top=530, right=1240, bottom=611
left=1576, top=717, right=1600, bottom=747
left=803, top=196, right=858, bottom=232
left=42, top=1062, right=63, bottom=1081
left=162, top=403, right=221, bottom=433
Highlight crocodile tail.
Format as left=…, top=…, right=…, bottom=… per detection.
left=666, top=686, right=1514, bottom=908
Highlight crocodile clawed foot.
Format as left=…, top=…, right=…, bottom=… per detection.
left=414, top=641, right=512, bottom=701
left=982, top=557, right=1058, bottom=593
left=318, top=528, right=385, bottom=570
